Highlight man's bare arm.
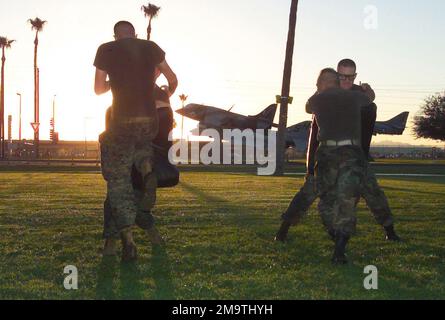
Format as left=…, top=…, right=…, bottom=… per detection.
left=157, top=60, right=178, bottom=97
left=94, top=68, right=110, bottom=95
left=360, top=83, right=376, bottom=102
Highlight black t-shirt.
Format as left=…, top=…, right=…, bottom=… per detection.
left=94, top=38, right=165, bottom=118
left=305, top=85, right=375, bottom=174
left=306, top=88, right=370, bottom=142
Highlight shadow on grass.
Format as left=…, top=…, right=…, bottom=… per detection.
left=179, top=180, right=308, bottom=246
left=382, top=176, right=445, bottom=186
left=179, top=181, right=232, bottom=205
left=382, top=185, right=445, bottom=196
left=179, top=181, right=281, bottom=220
left=96, top=256, right=118, bottom=300
left=180, top=180, right=277, bottom=227
left=119, top=261, right=144, bottom=300
left=95, top=246, right=175, bottom=300
left=151, top=245, right=176, bottom=300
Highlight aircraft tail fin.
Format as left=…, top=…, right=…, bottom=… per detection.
left=254, top=104, right=277, bottom=123
left=374, top=111, right=409, bottom=135
left=386, top=112, right=409, bottom=127
left=383, top=112, right=409, bottom=133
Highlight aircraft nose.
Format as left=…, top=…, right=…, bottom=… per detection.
left=176, top=104, right=200, bottom=117
left=176, top=107, right=185, bottom=116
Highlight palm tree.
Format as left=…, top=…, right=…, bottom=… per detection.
left=141, top=3, right=161, bottom=40
left=0, top=37, right=14, bottom=159
left=276, top=0, right=299, bottom=175
left=28, top=17, right=47, bottom=158
left=179, top=94, right=188, bottom=141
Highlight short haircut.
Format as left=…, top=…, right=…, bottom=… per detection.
left=317, top=68, right=340, bottom=86
left=338, top=58, right=357, bottom=70
left=113, top=21, right=135, bottom=35
left=319, top=68, right=339, bottom=80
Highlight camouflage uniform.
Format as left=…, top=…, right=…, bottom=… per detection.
left=282, top=174, right=318, bottom=225
left=102, top=160, right=157, bottom=239
left=360, top=161, right=393, bottom=227
left=101, top=86, right=176, bottom=239
left=282, top=103, right=394, bottom=227
left=315, top=145, right=367, bottom=236
left=100, top=117, right=158, bottom=237
left=281, top=117, right=319, bottom=224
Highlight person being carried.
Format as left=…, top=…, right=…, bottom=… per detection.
left=306, top=68, right=371, bottom=264
left=275, top=59, right=400, bottom=243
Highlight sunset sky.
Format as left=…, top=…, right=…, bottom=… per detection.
left=1, top=0, right=444, bottom=146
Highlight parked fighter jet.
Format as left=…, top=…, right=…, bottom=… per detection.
left=178, top=102, right=409, bottom=153
left=176, top=103, right=277, bottom=132
left=286, top=111, right=410, bottom=152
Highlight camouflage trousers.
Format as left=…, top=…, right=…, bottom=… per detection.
left=315, top=145, right=367, bottom=236
left=282, top=146, right=394, bottom=235
left=99, top=117, right=158, bottom=238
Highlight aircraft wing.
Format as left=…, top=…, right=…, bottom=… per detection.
left=205, top=111, right=241, bottom=129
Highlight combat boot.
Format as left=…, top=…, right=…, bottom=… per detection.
left=274, top=221, right=291, bottom=242
left=102, top=238, right=118, bottom=256
left=331, top=232, right=350, bottom=265
left=120, top=227, right=137, bottom=263
left=146, top=225, right=165, bottom=246
left=384, top=225, right=401, bottom=242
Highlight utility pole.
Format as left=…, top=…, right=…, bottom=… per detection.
left=7, top=115, right=11, bottom=158
left=179, top=94, right=188, bottom=141
left=16, top=93, right=21, bottom=141
left=1, top=48, right=5, bottom=159
left=50, top=95, right=58, bottom=144
left=34, top=68, right=40, bottom=158
left=52, top=94, right=56, bottom=132
left=275, top=0, right=299, bottom=176
left=7, top=115, right=11, bottom=143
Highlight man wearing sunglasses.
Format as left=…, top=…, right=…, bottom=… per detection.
left=337, top=59, right=375, bottom=158
left=275, top=59, right=400, bottom=245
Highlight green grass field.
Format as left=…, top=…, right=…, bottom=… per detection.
left=0, top=165, right=444, bottom=300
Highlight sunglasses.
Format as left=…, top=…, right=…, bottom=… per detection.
left=338, top=73, right=357, bottom=81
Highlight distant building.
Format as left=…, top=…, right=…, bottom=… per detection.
left=6, top=140, right=100, bottom=160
